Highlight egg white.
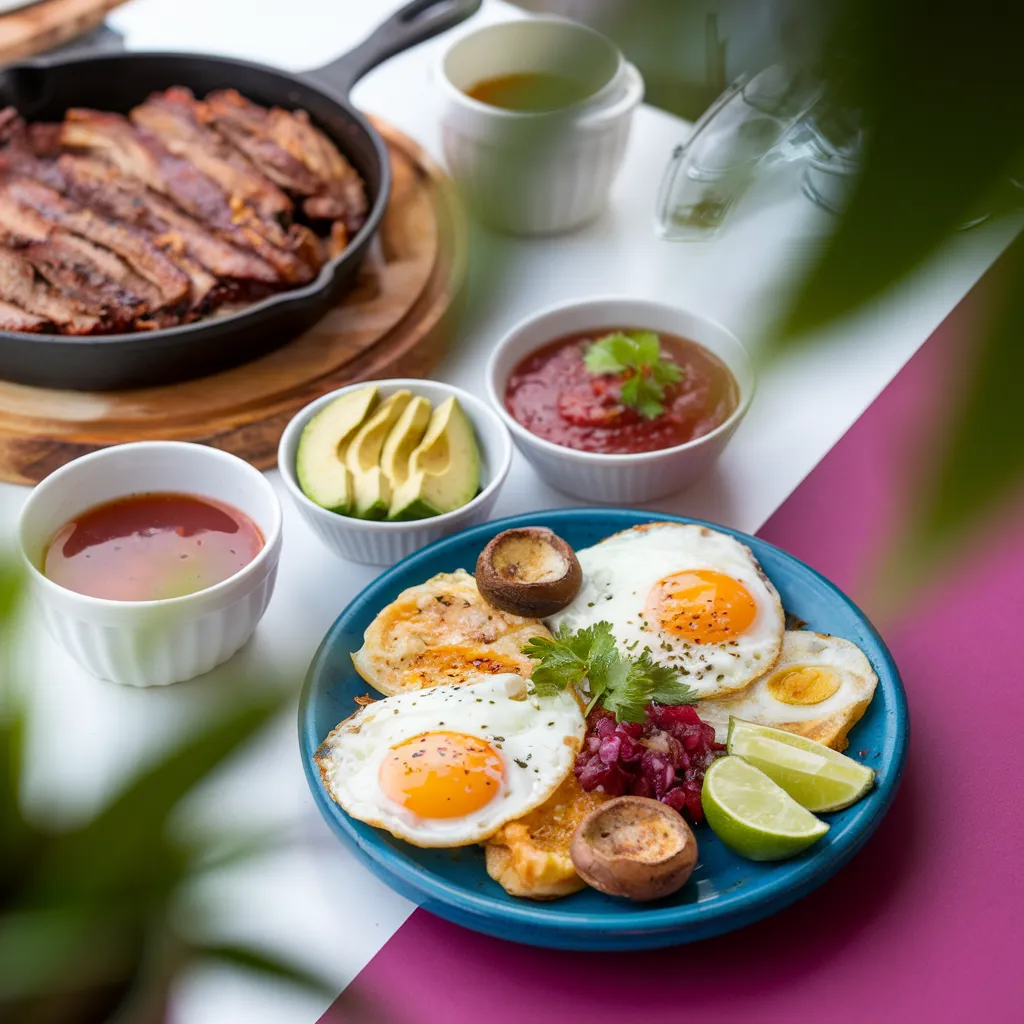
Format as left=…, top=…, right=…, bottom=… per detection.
left=314, top=673, right=585, bottom=848
left=700, top=631, right=878, bottom=749
left=547, top=523, right=785, bottom=699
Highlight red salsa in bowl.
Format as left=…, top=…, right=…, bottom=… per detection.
left=504, top=329, right=739, bottom=455
left=44, top=492, right=264, bottom=602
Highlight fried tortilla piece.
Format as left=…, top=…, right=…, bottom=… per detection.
left=485, top=774, right=608, bottom=900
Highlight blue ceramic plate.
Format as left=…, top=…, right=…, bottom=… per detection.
left=299, top=510, right=908, bottom=950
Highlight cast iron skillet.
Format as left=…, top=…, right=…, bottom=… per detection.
left=0, top=0, right=480, bottom=390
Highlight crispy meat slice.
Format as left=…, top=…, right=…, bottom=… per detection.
left=203, top=89, right=368, bottom=233
left=0, top=298, right=47, bottom=332
left=2, top=178, right=191, bottom=314
left=57, top=155, right=280, bottom=290
left=0, top=190, right=49, bottom=242
left=62, top=110, right=317, bottom=284
left=266, top=108, right=368, bottom=230
left=0, top=247, right=98, bottom=333
left=0, top=113, right=64, bottom=189
left=131, top=88, right=292, bottom=223
left=0, top=196, right=149, bottom=329
left=0, top=189, right=151, bottom=326
left=26, top=122, right=63, bottom=159
left=202, top=90, right=321, bottom=193
left=0, top=107, right=19, bottom=142
left=22, top=234, right=152, bottom=329
left=156, top=239, right=219, bottom=313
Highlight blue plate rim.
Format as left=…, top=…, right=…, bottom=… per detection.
left=299, top=509, right=909, bottom=939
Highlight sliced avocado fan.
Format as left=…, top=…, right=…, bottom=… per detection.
left=296, top=384, right=378, bottom=514
left=380, top=395, right=432, bottom=492
left=388, top=396, right=481, bottom=520
left=345, top=390, right=413, bottom=519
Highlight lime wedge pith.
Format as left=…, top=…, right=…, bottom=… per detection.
left=727, top=718, right=875, bottom=812
left=702, top=755, right=829, bottom=861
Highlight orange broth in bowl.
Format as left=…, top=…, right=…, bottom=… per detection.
left=44, top=492, right=264, bottom=602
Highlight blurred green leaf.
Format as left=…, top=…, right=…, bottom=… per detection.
left=196, top=942, right=334, bottom=996
left=779, top=0, right=1024, bottom=340
left=0, top=908, right=135, bottom=1003
left=24, top=691, right=286, bottom=907
left=910, top=234, right=1024, bottom=562
left=0, top=558, right=34, bottom=889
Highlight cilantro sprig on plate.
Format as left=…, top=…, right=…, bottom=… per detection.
left=583, top=330, right=684, bottom=420
left=522, top=621, right=698, bottom=723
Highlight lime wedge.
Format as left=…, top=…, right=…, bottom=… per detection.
left=727, top=718, right=875, bottom=812
left=702, top=756, right=829, bottom=861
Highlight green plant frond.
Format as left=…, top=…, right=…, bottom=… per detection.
left=0, top=708, right=38, bottom=889
left=777, top=3, right=1024, bottom=345
left=0, top=554, right=25, bottom=624
left=0, top=907, right=139, bottom=1003
left=902, top=235, right=1024, bottom=571
left=195, top=942, right=335, bottom=996
left=187, top=826, right=302, bottom=875
left=23, top=691, right=288, bottom=904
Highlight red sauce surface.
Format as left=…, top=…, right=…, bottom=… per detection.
left=44, top=492, right=264, bottom=601
left=504, top=330, right=740, bottom=454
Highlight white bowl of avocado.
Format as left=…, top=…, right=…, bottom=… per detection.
left=278, top=379, right=513, bottom=565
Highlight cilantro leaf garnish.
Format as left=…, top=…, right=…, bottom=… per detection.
left=521, top=621, right=617, bottom=696
left=583, top=330, right=684, bottom=420
left=522, top=625, right=699, bottom=722
left=633, top=649, right=700, bottom=706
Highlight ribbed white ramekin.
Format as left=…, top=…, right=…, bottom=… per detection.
left=436, top=17, right=644, bottom=234
left=17, top=442, right=282, bottom=687
left=277, top=379, right=512, bottom=566
left=486, top=297, right=756, bottom=504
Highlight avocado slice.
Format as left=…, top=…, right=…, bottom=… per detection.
left=345, top=390, right=413, bottom=519
left=380, top=395, right=432, bottom=491
left=388, top=396, right=481, bottom=520
left=295, top=384, right=378, bottom=514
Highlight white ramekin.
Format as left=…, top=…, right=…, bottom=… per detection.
left=277, top=379, right=512, bottom=566
left=17, top=442, right=283, bottom=688
left=486, top=297, right=756, bottom=504
left=436, top=17, right=644, bottom=234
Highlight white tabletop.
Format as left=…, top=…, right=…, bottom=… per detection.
left=1, top=1, right=1018, bottom=1021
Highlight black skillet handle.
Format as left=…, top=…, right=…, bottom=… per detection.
left=307, top=0, right=481, bottom=98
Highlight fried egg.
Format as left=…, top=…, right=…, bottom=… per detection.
left=548, top=523, right=784, bottom=699
left=700, top=631, right=878, bottom=750
left=314, top=673, right=585, bottom=848
left=485, top=773, right=607, bottom=900
left=352, top=569, right=550, bottom=696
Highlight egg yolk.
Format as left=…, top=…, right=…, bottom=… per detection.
left=647, top=569, right=757, bottom=644
left=767, top=666, right=841, bottom=705
left=379, top=731, right=504, bottom=819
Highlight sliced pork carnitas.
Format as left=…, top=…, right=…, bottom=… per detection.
left=203, top=89, right=368, bottom=233
left=130, top=87, right=293, bottom=223
left=0, top=86, right=366, bottom=337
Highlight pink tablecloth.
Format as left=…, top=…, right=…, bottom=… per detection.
left=325, top=286, right=1023, bottom=1023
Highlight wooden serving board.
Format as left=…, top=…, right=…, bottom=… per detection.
left=0, top=120, right=467, bottom=485
left=0, top=0, right=129, bottom=64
